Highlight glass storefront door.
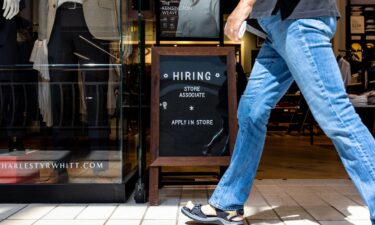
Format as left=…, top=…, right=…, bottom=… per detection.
left=0, top=0, right=125, bottom=186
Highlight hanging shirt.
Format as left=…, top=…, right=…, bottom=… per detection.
left=338, top=57, right=352, bottom=86
left=250, top=0, right=340, bottom=20
left=58, top=0, right=83, bottom=7
left=176, top=0, right=220, bottom=38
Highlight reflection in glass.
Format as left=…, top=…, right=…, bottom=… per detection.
left=0, top=0, right=123, bottom=184
left=159, top=0, right=220, bottom=39
left=176, top=0, right=220, bottom=38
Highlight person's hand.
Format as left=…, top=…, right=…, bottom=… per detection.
left=2, top=0, right=19, bottom=20
left=225, top=0, right=256, bottom=41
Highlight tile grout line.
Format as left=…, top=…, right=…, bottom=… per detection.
left=315, top=190, right=363, bottom=220
left=31, top=203, right=59, bottom=225
left=139, top=206, right=148, bottom=225
left=283, top=185, right=322, bottom=224
left=103, top=203, right=119, bottom=225
left=277, top=182, right=328, bottom=224
left=138, top=190, right=150, bottom=225
left=344, top=194, right=366, bottom=207
left=175, top=187, right=183, bottom=225
left=2, top=203, right=29, bottom=220
left=74, top=204, right=89, bottom=220
left=312, top=189, right=350, bottom=220
left=255, top=185, right=286, bottom=225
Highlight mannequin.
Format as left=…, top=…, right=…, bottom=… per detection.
left=35, top=0, right=119, bottom=180
left=0, top=0, right=23, bottom=151
left=2, top=0, right=19, bottom=20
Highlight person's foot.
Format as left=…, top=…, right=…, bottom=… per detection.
left=182, top=201, right=244, bottom=225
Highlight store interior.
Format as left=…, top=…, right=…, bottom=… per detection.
left=0, top=0, right=374, bottom=188
left=124, top=0, right=375, bottom=183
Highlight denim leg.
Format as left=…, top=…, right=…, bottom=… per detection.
left=208, top=41, right=294, bottom=210
left=263, top=16, right=375, bottom=222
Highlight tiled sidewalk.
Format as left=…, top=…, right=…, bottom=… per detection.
left=0, top=179, right=372, bottom=225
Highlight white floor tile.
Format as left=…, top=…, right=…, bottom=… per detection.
left=33, top=220, right=105, bottom=225
left=263, top=194, right=299, bottom=207
left=320, top=220, right=372, bottom=225
left=7, top=204, right=56, bottom=220
left=105, top=220, right=141, bottom=225
left=318, top=193, right=357, bottom=206
left=0, top=220, right=36, bottom=225
left=333, top=185, right=359, bottom=195
left=345, top=194, right=366, bottom=206
left=141, top=220, right=176, bottom=225
left=0, top=179, right=369, bottom=225
left=339, top=205, right=370, bottom=220
left=43, top=205, right=87, bottom=219
left=306, top=186, right=337, bottom=194
left=323, top=180, right=353, bottom=185
left=245, top=192, right=269, bottom=206
left=346, top=220, right=373, bottom=225
left=177, top=206, right=188, bottom=221
left=319, top=221, right=355, bottom=225
left=289, top=194, right=328, bottom=206
left=144, top=205, right=178, bottom=220
left=110, top=205, right=147, bottom=220
left=283, top=219, right=320, bottom=225
left=284, top=186, right=314, bottom=195
left=0, top=205, right=27, bottom=220
left=248, top=220, right=285, bottom=225
left=314, top=190, right=369, bottom=220
left=76, top=204, right=117, bottom=220
left=160, top=197, right=180, bottom=206
left=282, top=180, right=321, bottom=185
left=181, top=189, right=207, bottom=203
left=302, top=206, right=345, bottom=221
left=274, top=206, right=315, bottom=221
left=244, top=206, right=279, bottom=220
left=256, top=185, right=285, bottom=195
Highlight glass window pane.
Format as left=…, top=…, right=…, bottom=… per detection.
left=0, top=0, right=123, bottom=184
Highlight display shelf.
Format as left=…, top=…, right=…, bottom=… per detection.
left=347, top=82, right=363, bottom=86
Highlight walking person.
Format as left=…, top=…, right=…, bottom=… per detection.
left=181, top=0, right=375, bottom=224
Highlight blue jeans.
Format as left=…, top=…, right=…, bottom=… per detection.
left=209, top=13, right=375, bottom=223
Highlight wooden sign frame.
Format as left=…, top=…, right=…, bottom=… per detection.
left=149, top=47, right=238, bottom=205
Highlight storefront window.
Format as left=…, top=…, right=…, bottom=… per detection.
left=0, top=0, right=124, bottom=184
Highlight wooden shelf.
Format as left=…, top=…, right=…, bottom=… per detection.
left=347, top=82, right=362, bottom=87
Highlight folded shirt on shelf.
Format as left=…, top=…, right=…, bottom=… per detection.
left=349, top=91, right=375, bottom=106
left=368, top=91, right=375, bottom=105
